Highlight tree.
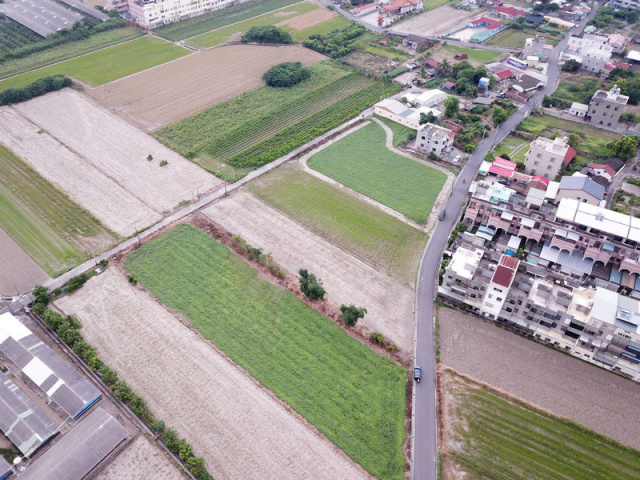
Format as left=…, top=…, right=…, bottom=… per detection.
left=440, top=59, right=451, bottom=73
left=484, top=150, right=496, bottom=162
left=299, top=269, right=326, bottom=300
left=567, top=133, right=583, bottom=149
left=420, top=111, right=437, bottom=125
left=562, top=59, right=581, bottom=73
left=263, top=62, right=311, bottom=88
left=492, top=106, right=508, bottom=127
left=177, top=439, right=193, bottom=461
left=444, top=96, right=459, bottom=117
left=185, top=456, right=207, bottom=478
left=241, top=25, right=292, bottom=44
left=608, top=135, right=640, bottom=160
left=340, top=304, right=367, bottom=327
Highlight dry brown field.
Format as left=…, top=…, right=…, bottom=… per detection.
left=438, top=306, right=640, bottom=450
left=56, top=269, right=369, bottom=480
left=0, top=227, right=49, bottom=295
left=97, top=435, right=186, bottom=480
left=204, top=191, right=415, bottom=351
left=275, top=7, right=336, bottom=30
left=0, top=106, right=160, bottom=237
left=13, top=89, right=221, bottom=214
left=392, top=6, right=479, bottom=37
left=90, top=45, right=327, bottom=131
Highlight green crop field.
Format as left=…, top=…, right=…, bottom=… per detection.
left=126, top=224, right=407, bottom=480
left=249, top=166, right=427, bottom=283
left=375, top=115, right=416, bottom=147
left=155, top=61, right=399, bottom=177
left=0, top=16, right=42, bottom=55
left=485, top=28, right=560, bottom=49
left=0, top=145, right=115, bottom=276
left=0, top=36, right=189, bottom=90
left=0, top=28, right=144, bottom=81
left=155, top=0, right=303, bottom=41
left=448, top=375, right=640, bottom=480
left=442, top=45, right=499, bottom=64
left=423, top=0, right=451, bottom=11
left=364, top=44, right=412, bottom=62
left=186, top=2, right=320, bottom=49
left=308, top=122, right=446, bottom=223
left=290, top=15, right=351, bottom=42
left=494, top=135, right=529, bottom=164
left=517, top=114, right=620, bottom=157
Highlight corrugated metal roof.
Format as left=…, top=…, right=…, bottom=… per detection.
left=0, top=313, right=101, bottom=419
left=18, top=408, right=129, bottom=480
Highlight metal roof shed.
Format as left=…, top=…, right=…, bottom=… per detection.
left=18, top=408, right=129, bottom=480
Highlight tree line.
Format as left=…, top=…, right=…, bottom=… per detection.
left=0, top=74, right=72, bottom=106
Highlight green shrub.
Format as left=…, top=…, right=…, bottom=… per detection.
left=340, top=304, right=367, bottom=327
left=242, top=25, right=292, bottom=44
left=263, top=61, right=311, bottom=87
left=303, top=23, right=365, bottom=58
left=299, top=269, right=326, bottom=300
left=0, top=74, right=71, bottom=105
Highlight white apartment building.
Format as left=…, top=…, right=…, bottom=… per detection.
left=566, top=33, right=613, bottom=73
left=416, top=122, right=454, bottom=156
left=524, top=136, right=576, bottom=179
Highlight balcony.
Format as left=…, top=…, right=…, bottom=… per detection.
left=584, top=246, right=612, bottom=264
left=620, top=257, right=640, bottom=276
left=550, top=236, right=578, bottom=252
left=518, top=225, right=543, bottom=242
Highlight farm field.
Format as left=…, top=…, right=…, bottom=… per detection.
left=441, top=371, right=640, bottom=480
left=423, top=0, right=450, bottom=11
left=0, top=228, right=49, bottom=295
left=517, top=114, right=619, bottom=157
left=442, top=45, right=499, bottom=64
left=186, top=1, right=320, bottom=49
left=12, top=89, right=220, bottom=216
left=203, top=191, right=415, bottom=351
left=91, top=45, right=327, bottom=131
left=290, top=14, right=351, bottom=42
left=308, top=121, right=446, bottom=223
left=154, top=0, right=302, bottom=41
left=0, top=106, right=160, bottom=236
left=125, top=225, right=408, bottom=480
left=97, top=435, right=186, bottom=480
left=0, top=144, right=114, bottom=276
left=0, top=36, right=189, bottom=90
left=375, top=116, right=416, bottom=147
left=494, top=135, right=529, bottom=164
left=57, top=268, right=368, bottom=480
left=438, top=307, right=640, bottom=450
left=249, top=165, right=427, bottom=284
left=485, top=28, right=561, bottom=48
left=392, top=5, right=479, bottom=37
left=0, top=28, right=144, bottom=81
left=0, top=15, right=42, bottom=55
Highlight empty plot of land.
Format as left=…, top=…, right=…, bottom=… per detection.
left=0, top=106, right=160, bottom=237
left=204, top=191, right=414, bottom=351
left=56, top=269, right=368, bottom=480
left=276, top=7, right=335, bottom=31
left=392, top=5, right=478, bottom=37
left=91, top=45, right=326, bottom=131
left=0, top=228, right=49, bottom=296
left=13, top=89, right=220, bottom=214
left=439, top=307, right=640, bottom=450
left=97, top=435, right=185, bottom=480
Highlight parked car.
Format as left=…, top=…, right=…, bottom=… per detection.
left=413, top=365, right=422, bottom=383
left=453, top=155, right=462, bottom=164
left=438, top=209, right=446, bottom=221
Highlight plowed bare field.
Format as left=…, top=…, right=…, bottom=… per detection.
left=0, top=227, right=49, bottom=295
left=275, top=7, right=336, bottom=30
left=97, top=435, right=185, bottom=480
left=204, top=191, right=414, bottom=351
left=392, top=5, right=479, bottom=37
left=90, top=45, right=327, bottom=131
left=13, top=89, right=220, bottom=214
left=56, top=269, right=369, bottom=480
left=0, top=106, right=160, bottom=237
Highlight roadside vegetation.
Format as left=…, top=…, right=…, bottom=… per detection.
left=308, top=121, right=446, bottom=223
left=0, top=145, right=115, bottom=276
left=125, top=224, right=408, bottom=480
left=249, top=166, right=427, bottom=284
left=0, top=36, right=189, bottom=90
left=445, top=372, right=640, bottom=480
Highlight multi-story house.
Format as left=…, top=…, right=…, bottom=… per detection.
left=565, top=33, right=613, bottom=73
left=587, top=86, right=629, bottom=129
left=524, top=136, right=576, bottom=179
left=416, top=123, right=454, bottom=156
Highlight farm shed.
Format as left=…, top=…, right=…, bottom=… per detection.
left=0, top=370, right=58, bottom=456
left=0, top=312, right=101, bottom=419
left=17, top=408, right=129, bottom=480
left=455, top=52, right=468, bottom=60
left=442, top=81, right=456, bottom=90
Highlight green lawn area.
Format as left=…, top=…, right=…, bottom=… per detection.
left=375, top=115, right=416, bottom=147
left=0, top=28, right=144, bottom=81
left=443, top=45, right=499, bottom=64
left=485, top=28, right=560, bottom=49
left=154, top=0, right=302, bottom=41
left=423, top=0, right=451, bottom=11
left=308, top=122, right=445, bottom=223
left=0, top=36, right=189, bottom=90
left=494, top=135, right=529, bottom=164
left=449, top=376, right=640, bottom=480
left=249, top=166, right=427, bottom=283
left=0, top=145, right=115, bottom=276
left=551, top=78, right=601, bottom=104
left=290, top=15, right=350, bottom=42
left=517, top=115, right=620, bottom=157
left=186, top=2, right=320, bottom=49
left=126, top=224, right=408, bottom=480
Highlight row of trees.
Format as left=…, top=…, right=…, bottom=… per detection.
left=241, top=25, right=292, bottom=44
left=303, top=23, right=366, bottom=58
left=0, top=74, right=71, bottom=106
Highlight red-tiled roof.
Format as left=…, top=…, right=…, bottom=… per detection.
left=564, top=146, right=577, bottom=164
left=489, top=165, right=514, bottom=177
left=531, top=175, right=550, bottom=186
left=470, top=16, right=503, bottom=30
left=382, top=0, right=420, bottom=11
left=447, top=130, right=455, bottom=139
left=353, top=3, right=376, bottom=13
left=494, top=69, right=514, bottom=80
left=455, top=51, right=468, bottom=58
left=492, top=264, right=518, bottom=288
left=494, top=157, right=517, bottom=169
left=496, top=6, right=525, bottom=17
left=425, top=59, right=439, bottom=68
left=613, top=60, right=631, bottom=70
left=588, top=163, right=616, bottom=176
left=512, top=171, right=531, bottom=182
left=443, top=81, right=456, bottom=88
left=604, top=64, right=614, bottom=72
left=500, top=254, right=520, bottom=269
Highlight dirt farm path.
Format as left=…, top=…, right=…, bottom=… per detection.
left=204, top=190, right=415, bottom=351
left=56, top=269, right=370, bottom=480
left=438, top=307, right=640, bottom=450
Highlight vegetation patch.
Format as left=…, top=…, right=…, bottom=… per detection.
left=0, top=145, right=115, bottom=276
left=0, top=36, right=189, bottom=90
left=125, top=224, right=408, bottom=480
left=263, top=61, right=310, bottom=87
left=308, top=122, right=445, bottom=223
left=375, top=115, right=416, bottom=147
left=485, top=28, right=560, bottom=48
left=0, top=14, right=42, bottom=55
left=242, top=25, right=292, bottom=43
left=290, top=15, right=350, bottom=42
left=0, top=74, right=71, bottom=105
left=249, top=166, right=427, bottom=283
left=303, top=23, right=366, bottom=58
left=442, top=45, right=499, bottom=64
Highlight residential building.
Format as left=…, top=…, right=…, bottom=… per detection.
left=568, top=102, right=588, bottom=117
left=524, top=136, right=576, bottom=179
left=381, top=0, right=424, bottom=17
left=608, top=33, right=627, bottom=54
left=557, top=176, right=606, bottom=205
left=468, top=16, right=507, bottom=42
left=109, top=0, right=242, bottom=28
left=587, top=163, right=616, bottom=182
left=587, top=86, right=629, bottom=129
left=524, top=14, right=544, bottom=26
left=523, top=36, right=552, bottom=60
left=612, top=0, right=640, bottom=11
left=495, top=6, right=526, bottom=20
left=352, top=3, right=377, bottom=16
left=416, top=122, right=454, bottom=155
left=544, top=15, right=574, bottom=29
left=374, top=99, right=441, bottom=130
left=404, top=89, right=448, bottom=108
left=403, top=34, right=427, bottom=50
left=566, top=33, right=613, bottom=73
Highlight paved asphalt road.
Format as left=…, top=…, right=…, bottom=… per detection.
left=410, top=7, right=599, bottom=480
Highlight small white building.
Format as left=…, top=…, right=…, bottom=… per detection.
left=374, top=99, right=441, bottom=130
left=404, top=89, right=448, bottom=108
left=416, top=122, right=454, bottom=156
left=568, top=102, right=588, bottom=117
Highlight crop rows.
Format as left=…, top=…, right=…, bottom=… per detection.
left=452, top=388, right=640, bottom=480
left=204, top=74, right=374, bottom=161
left=0, top=16, right=42, bottom=55
left=227, top=80, right=400, bottom=168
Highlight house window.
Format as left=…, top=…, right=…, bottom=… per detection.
left=534, top=161, right=539, bottom=166
left=421, top=136, right=425, bottom=140
left=606, top=105, right=611, bottom=109
left=550, top=157, right=556, bottom=163
left=615, top=106, right=619, bottom=111
left=608, top=122, right=612, bottom=126
left=537, top=153, right=542, bottom=158
left=599, top=121, right=603, bottom=125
